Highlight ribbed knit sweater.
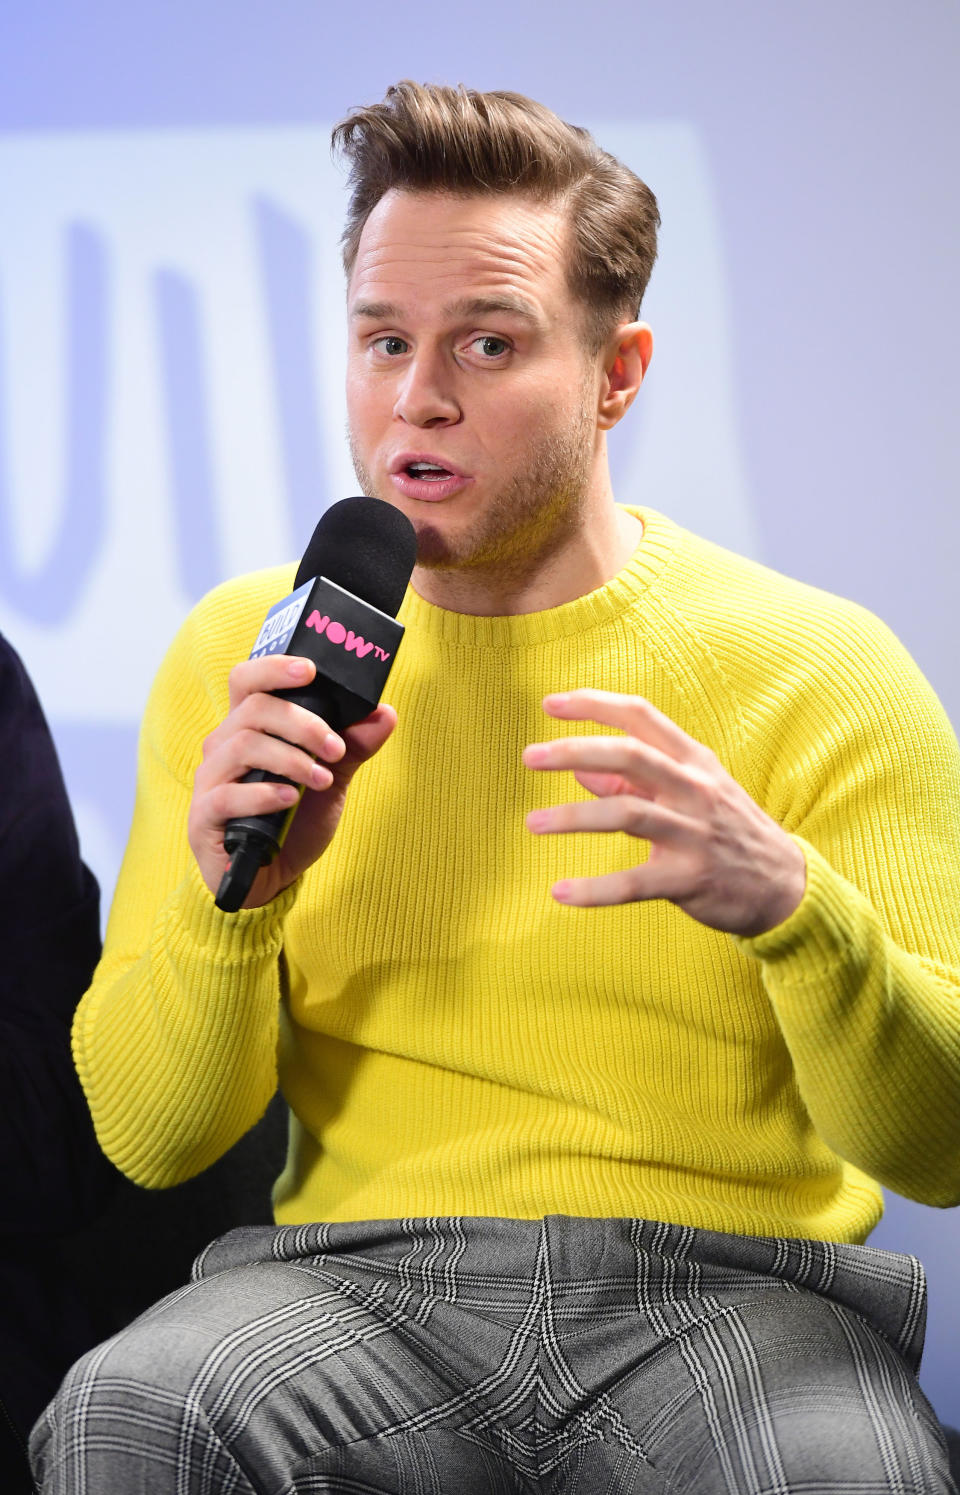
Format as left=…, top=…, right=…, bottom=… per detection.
left=74, top=508, right=960, bottom=1243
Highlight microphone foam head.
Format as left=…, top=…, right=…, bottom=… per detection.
left=294, top=497, right=417, bottom=617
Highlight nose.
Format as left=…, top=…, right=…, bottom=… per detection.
left=393, top=348, right=462, bottom=428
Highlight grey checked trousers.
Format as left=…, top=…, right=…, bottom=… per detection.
left=30, top=1215, right=957, bottom=1493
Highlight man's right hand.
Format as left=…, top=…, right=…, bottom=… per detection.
left=188, top=653, right=397, bottom=908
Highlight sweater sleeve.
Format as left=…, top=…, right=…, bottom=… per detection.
left=72, top=581, right=298, bottom=1188
left=734, top=609, right=960, bottom=1207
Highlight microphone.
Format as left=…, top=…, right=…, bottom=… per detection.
left=215, top=496, right=417, bottom=913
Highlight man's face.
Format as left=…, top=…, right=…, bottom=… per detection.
left=346, top=188, right=606, bottom=579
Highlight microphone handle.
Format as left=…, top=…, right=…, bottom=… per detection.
left=215, top=676, right=374, bottom=913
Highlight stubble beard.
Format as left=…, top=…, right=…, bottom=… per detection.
left=348, top=399, right=597, bottom=587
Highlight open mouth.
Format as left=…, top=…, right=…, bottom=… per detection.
left=405, top=461, right=454, bottom=481
left=389, top=457, right=470, bottom=500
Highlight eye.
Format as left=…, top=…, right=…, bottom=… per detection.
left=469, top=335, right=510, bottom=359
left=371, top=335, right=409, bottom=357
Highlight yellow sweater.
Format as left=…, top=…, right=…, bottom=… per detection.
left=74, top=508, right=960, bottom=1243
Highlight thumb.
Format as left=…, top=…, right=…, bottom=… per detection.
left=335, top=704, right=398, bottom=779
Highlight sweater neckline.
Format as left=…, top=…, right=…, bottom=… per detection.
left=397, top=507, right=681, bottom=648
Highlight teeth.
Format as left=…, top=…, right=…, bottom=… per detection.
left=409, top=462, right=447, bottom=473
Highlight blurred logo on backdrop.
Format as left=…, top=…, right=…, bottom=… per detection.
left=0, top=123, right=756, bottom=907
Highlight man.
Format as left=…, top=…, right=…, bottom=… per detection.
left=32, top=82, right=960, bottom=1492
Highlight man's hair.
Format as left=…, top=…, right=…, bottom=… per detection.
left=332, top=81, right=660, bottom=350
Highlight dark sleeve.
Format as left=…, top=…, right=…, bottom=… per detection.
left=0, top=633, right=119, bottom=1232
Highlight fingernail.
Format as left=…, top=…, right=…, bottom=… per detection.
left=288, top=658, right=312, bottom=681
left=524, top=744, right=549, bottom=765
left=279, top=785, right=299, bottom=804
left=312, top=764, right=332, bottom=788
left=323, top=733, right=345, bottom=758
left=527, top=810, right=549, bottom=830
left=553, top=881, right=572, bottom=901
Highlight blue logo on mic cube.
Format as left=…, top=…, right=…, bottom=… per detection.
left=250, top=582, right=314, bottom=658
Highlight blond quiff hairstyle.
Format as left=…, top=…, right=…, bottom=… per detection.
left=332, top=81, right=660, bottom=349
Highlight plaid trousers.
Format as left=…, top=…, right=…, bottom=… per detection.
left=30, top=1214, right=957, bottom=1493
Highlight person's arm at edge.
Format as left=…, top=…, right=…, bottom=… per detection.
left=0, top=633, right=114, bottom=1227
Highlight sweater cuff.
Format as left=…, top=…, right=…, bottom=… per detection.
left=733, top=836, right=869, bottom=982
left=165, top=857, right=300, bottom=960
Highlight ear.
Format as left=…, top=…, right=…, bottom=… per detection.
left=596, top=322, right=653, bottom=431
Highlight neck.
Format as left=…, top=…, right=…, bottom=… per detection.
left=411, top=500, right=644, bottom=617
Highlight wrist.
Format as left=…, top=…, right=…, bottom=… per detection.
left=738, top=837, right=808, bottom=939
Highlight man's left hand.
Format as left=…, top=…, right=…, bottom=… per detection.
left=523, top=689, right=806, bottom=938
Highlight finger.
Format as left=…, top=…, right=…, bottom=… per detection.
left=202, top=777, right=302, bottom=830
left=227, top=653, right=316, bottom=711
left=199, top=727, right=334, bottom=793
left=573, top=769, right=647, bottom=799
left=526, top=796, right=692, bottom=843
left=550, top=864, right=683, bottom=907
left=524, top=735, right=696, bottom=803
left=336, top=704, right=398, bottom=773
left=212, top=693, right=345, bottom=763
left=542, top=690, right=707, bottom=765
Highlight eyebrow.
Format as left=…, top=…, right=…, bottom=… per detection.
left=350, top=300, right=400, bottom=321
left=446, top=294, right=541, bottom=323
left=350, top=294, right=542, bottom=324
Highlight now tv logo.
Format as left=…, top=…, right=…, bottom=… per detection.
left=305, top=610, right=391, bottom=662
